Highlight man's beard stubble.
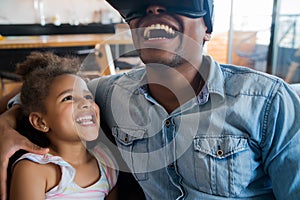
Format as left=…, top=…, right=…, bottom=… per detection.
left=137, top=48, right=185, bottom=68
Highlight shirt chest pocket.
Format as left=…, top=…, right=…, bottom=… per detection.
left=193, top=135, right=251, bottom=197
left=112, top=127, right=148, bottom=181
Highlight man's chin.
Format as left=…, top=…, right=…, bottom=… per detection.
left=139, top=49, right=183, bottom=67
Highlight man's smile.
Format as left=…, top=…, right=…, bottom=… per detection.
left=143, top=23, right=177, bottom=40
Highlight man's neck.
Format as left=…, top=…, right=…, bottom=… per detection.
left=146, top=63, right=204, bottom=113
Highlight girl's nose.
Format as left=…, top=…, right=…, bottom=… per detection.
left=79, top=98, right=92, bottom=109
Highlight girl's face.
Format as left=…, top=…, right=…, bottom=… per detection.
left=42, top=74, right=100, bottom=144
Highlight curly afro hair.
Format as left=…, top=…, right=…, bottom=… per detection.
left=19, top=51, right=82, bottom=116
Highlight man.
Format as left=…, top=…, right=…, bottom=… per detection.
left=1, top=0, right=300, bottom=199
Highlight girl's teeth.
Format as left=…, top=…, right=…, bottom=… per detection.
left=76, top=115, right=93, bottom=123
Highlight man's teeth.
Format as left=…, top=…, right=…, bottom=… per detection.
left=144, top=24, right=176, bottom=40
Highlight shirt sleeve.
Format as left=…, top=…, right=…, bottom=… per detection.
left=87, top=74, right=123, bottom=111
left=262, top=81, right=300, bottom=200
left=290, top=83, right=300, bottom=97
left=7, top=93, right=21, bottom=108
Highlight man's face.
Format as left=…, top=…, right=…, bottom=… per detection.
left=128, top=5, right=209, bottom=68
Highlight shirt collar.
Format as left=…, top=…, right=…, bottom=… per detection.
left=138, top=83, right=148, bottom=95
left=201, top=55, right=225, bottom=100
left=137, top=55, right=225, bottom=105
left=197, top=84, right=209, bottom=105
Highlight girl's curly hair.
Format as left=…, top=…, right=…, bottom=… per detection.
left=17, top=51, right=83, bottom=147
left=18, top=51, right=82, bottom=116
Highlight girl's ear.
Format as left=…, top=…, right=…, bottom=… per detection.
left=29, top=112, right=49, bottom=132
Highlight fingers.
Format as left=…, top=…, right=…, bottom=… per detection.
left=0, top=133, right=48, bottom=200
left=0, top=156, right=8, bottom=200
left=21, top=140, right=49, bottom=155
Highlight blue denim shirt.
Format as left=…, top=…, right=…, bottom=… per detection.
left=88, top=55, right=300, bottom=200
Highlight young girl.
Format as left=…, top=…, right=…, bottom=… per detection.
left=9, top=52, right=118, bottom=200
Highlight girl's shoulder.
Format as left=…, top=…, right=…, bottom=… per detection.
left=12, top=153, right=62, bottom=191
left=13, top=157, right=58, bottom=179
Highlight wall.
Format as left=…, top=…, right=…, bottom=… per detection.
left=0, top=0, right=122, bottom=25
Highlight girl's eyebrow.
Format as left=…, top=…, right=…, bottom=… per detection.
left=56, top=88, right=74, bottom=98
left=56, top=89, right=92, bottom=98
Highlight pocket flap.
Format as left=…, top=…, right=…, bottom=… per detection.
left=193, top=135, right=248, bottom=159
left=112, top=127, right=146, bottom=146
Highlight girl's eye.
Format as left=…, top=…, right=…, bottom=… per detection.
left=62, top=95, right=74, bottom=102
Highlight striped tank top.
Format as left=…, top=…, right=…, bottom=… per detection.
left=13, top=145, right=118, bottom=200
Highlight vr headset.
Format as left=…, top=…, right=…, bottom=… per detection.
left=106, top=0, right=214, bottom=33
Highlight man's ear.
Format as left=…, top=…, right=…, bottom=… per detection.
left=29, top=112, right=49, bottom=132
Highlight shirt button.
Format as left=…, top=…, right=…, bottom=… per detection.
left=165, top=119, right=171, bottom=127
left=217, top=149, right=224, bottom=157
left=168, top=163, right=175, bottom=169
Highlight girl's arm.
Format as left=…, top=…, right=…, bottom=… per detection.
left=9, top=159, right=47, bottom=200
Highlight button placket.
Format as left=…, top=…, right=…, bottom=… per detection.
left=163, top=117, right=185, bottom=199
left=165, top=119, right=171, bottom=128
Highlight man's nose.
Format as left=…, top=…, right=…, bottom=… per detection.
left=146, top=5, right=166, bottom=15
